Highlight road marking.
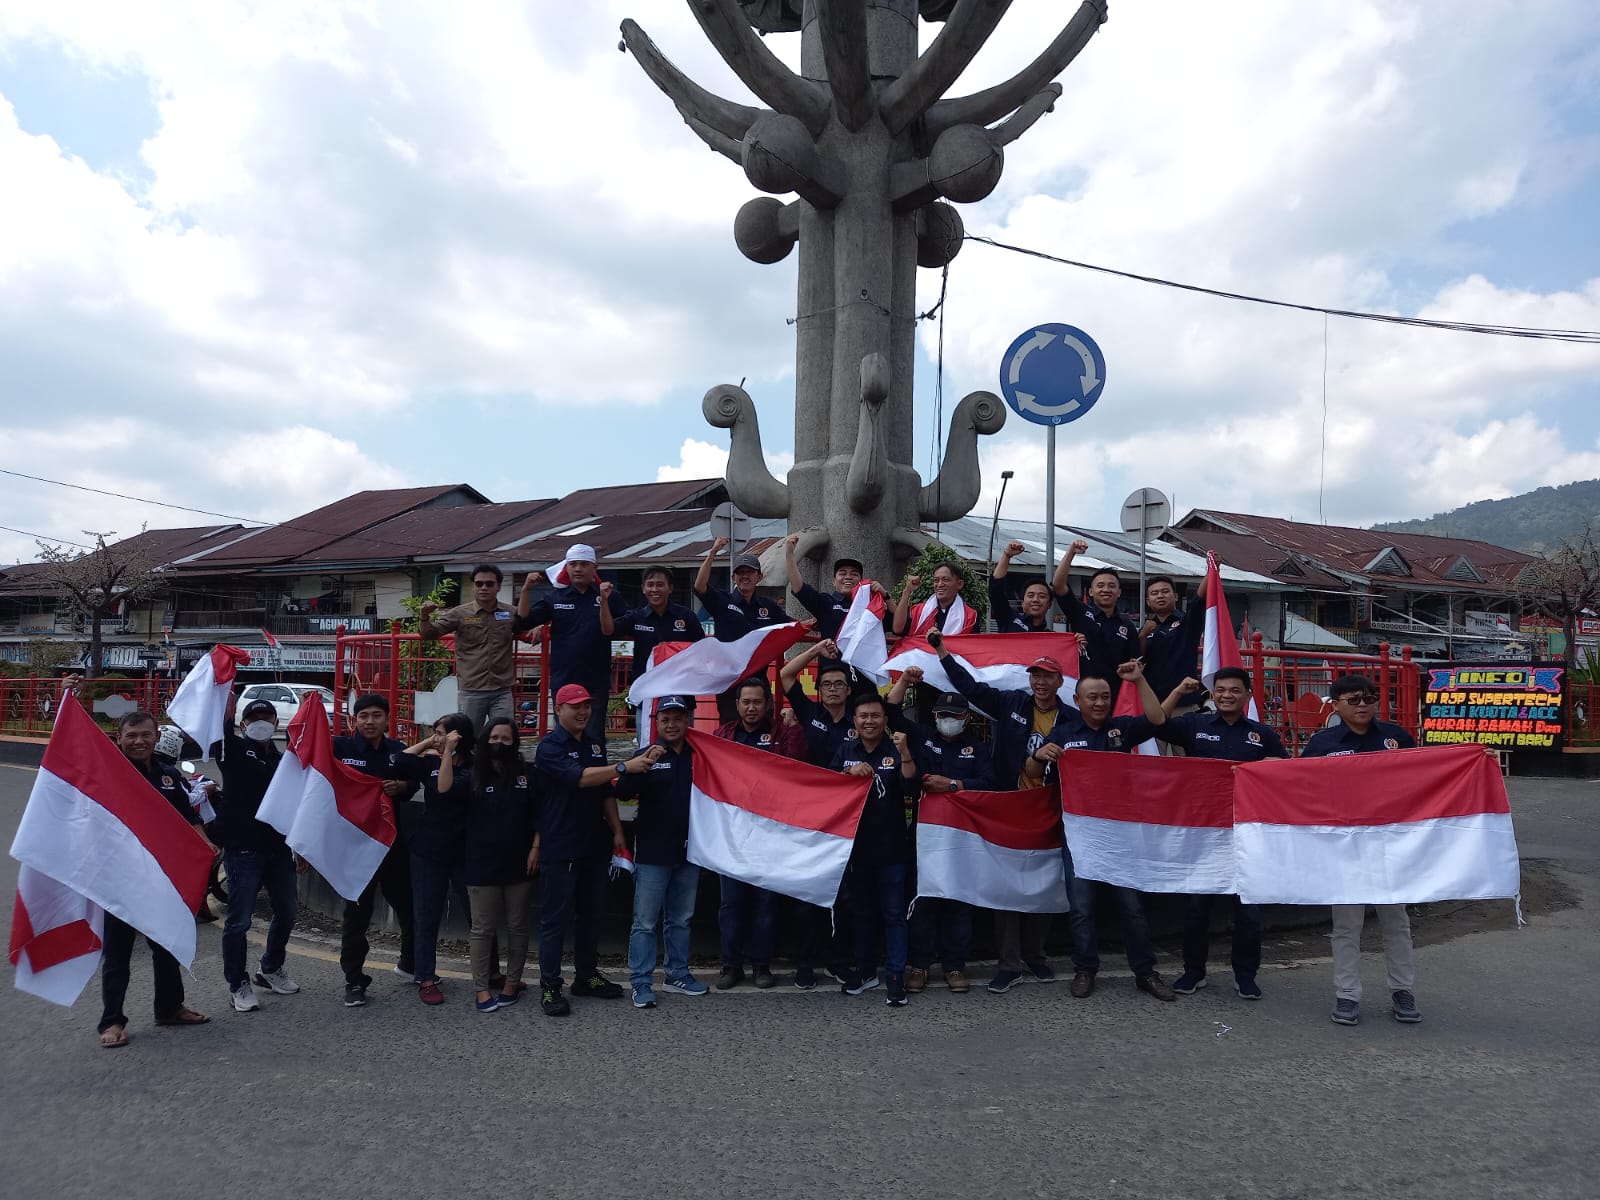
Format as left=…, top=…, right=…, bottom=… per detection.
left=0, top=763, right=39, bottom=773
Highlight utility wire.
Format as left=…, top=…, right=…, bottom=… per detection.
left=0, top=523, right=95, bottom=551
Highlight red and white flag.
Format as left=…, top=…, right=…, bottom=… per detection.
left=882, top=631, right=1080, bottom=702
left=260, top=627, right=280, bottom=649
left=1114, top=678, right=1162, bottom=757
left=916, top=783, right=1069, bottom=912
left=908, top=592, right=976, bottom=637
left=257, top=695, right=396, bottom=901
left=1231, top=744, right=1520, bottom=905
left=834, top=581, right=889, bottom=682
left=547, top=559, right=571, bottom=587
left=9, top=702, right=214, bottom=1005
left=627, top=621, right=810, bottom=705
left=1200, top=552, right=1258, bottom=719
left=635, top=641, right=695, bottom=749
left=165, top=644, right=251, bottom=753
left=683, top=729, right=869, bottom=908
left=1058, top=750, right=1238, bottom=893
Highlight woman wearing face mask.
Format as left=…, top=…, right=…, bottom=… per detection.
left=462, top=717, right=538, bottom=1012
left=401, top=713, right=486, bottom=1007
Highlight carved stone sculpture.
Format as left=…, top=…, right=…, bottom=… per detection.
left=622, top=0, right=1110, bottom=586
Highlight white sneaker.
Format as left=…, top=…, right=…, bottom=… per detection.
left=391, top=965, right=416, bottom=983
left=230, top=981, right=260, bottom=1012
left=254, top=969, right=300, bottom=995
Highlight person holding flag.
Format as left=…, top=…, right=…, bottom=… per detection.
left=1025, top=660, right=1176, bottom=1002
left=1051, top=538, right=1140, bottom=681
left=617, top=566, right=704, bottom=690
left=1156, top=669, right=1288, bottom=1000
left=989, top=541, right=1056, bottom=633
left=891, top=562, right=977, bottom=638
left=1139, top=573, right=1208, bottom=728
left=783, top=533, right=888, bottom=641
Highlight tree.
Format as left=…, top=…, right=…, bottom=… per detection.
left=33, top=530, right=163, bottom=676
left=1515, top=522, right=1600, bottom=668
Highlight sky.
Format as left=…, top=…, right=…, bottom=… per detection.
left=1, top=0, right=1598, bottom=565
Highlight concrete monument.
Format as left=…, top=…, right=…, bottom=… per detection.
left=622, top=0, right=1110, bottom=586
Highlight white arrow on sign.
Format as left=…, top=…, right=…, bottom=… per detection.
left=1016, top=392, right=1080, bottom=419
left=1007, top=329, right=1055, bottom=385
left=1059, top=330, right=1100, bottom=394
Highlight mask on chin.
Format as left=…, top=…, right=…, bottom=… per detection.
left=243, top=720, right=276, bottom=742
left=935, top=717, right=966, bottom=738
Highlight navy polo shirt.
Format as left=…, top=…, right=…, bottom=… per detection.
left=464, top=770, right=536, bottom=886
left=1054, top=589, right=1140, bottom=679
left=792, top=582, right=875, bottom=641
left=519, top=584, right=629, bottom=688
left=332, top=734, right=419, bottom=838
left=988, top=575, right=1053, bottom=634
left=830, top=737, right=916, bottom=866
left=785, top=682, right=858, bottom=766
left=618, top=740, right=693, bottom=866
left=131, top=759, right=203, bottom=827
left=532, top=724, right=613, bottom=859
left=620, top=601, right=704, bottom=683
left=695, top=583, right=786, bottom=643
left=1301, top=719, right=1416, bottom=758
left=1158, top=711, right=1288, bottom=762
left=1044, top=712, right=1158, bottom=756
left=212, top=730, right=288, bottom=852
left=397, top=755, right=473, bottom=865
left=914, top=728, right=995, bottom=791
left=1142, top=604, right=1206, bottom=701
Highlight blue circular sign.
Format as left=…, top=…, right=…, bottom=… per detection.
left=998, top=323, right=1107, bottom=427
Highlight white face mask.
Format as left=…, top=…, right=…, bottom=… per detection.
left=243, top=720, right=276, bottom=742
left=936, top=717, right=966, bottom=738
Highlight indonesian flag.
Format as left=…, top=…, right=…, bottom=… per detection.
left=916, top=783, right=1069, bottom=912
left=1058, top=750, right=1238, bottom=893
left=881, top=632, right=1080, bottom=703
left=1114, top=678, right=1162, bottom=757
left=683, top=728, right=869, bottom=908
left=9, top=702, right=214, bottom=1005
left=835, top=581, right=889, bottom=682
left=1200, top=552, right=1258, bottom=719
left=627, top=621, right=810, bottom=705
left=260, top=627, right=280, bottom=649
left=165, top=644, right=251, bottom=753
left=547, top=560, right=571, bottom=587
left=257, top=695, right=396, bottom=902
left=635, top=641, right=694, bottom=749
left=909, top=591, right=976, bottom=637
left=1232, top=744, right=1520, bottom=905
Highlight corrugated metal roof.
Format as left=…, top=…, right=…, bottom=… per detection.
left=436, top=507, right=786, bottom=571
left=298, top=499, right=555, bottom=566
left=1161, top=528, right=1351, bottom=590
left=453, top=479, right=727, bottom=556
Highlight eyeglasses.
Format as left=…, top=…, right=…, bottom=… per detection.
left=818, top=680, right=849, bottom=690
left=473, top=581, right=498, bottom=588
left=1336, top=693, right=1379, bottom=706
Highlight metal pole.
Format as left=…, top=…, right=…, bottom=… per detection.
left=1138, top=512, right=1148, bottom=625
left=1045, top=425, right=1056, bottom=587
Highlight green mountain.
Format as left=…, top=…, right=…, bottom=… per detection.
left=1375, top=479, right=1600, bottom=554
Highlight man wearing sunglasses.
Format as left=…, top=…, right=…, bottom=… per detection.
left=1302, top=674, right=1421, bottom=1027
left=421, top=563, right=520, bottom=733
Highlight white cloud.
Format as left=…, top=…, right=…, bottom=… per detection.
left=656, top=437, right=793, bottom=485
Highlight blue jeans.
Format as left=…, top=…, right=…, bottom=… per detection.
left=629, top=862, right=700, bottom=987
left=1182, top=894, right=1262, bottom=980
left=222, top=847, right=298, bottom=988
left=1062, top=843, right=1156, bottom=976
left=539, top=856, right=607, bottom=984
left=411, top=854, right=469, bottom=985
left=847, top=860, right=908, bottom=981
left=909, top=897, right=973, bottom=973
left=719, top=877, right=779, bottom=968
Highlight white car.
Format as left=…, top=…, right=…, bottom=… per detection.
left=234, top=683, right=337, bottom=727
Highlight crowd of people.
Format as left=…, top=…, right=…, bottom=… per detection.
left=89, top=537, right=1423, bottom=1047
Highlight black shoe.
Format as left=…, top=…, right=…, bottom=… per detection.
left=570, top=974, right=623, bottom=999
left=885, top=973, right=908, bottom=1007
left=715, top=966, right=745, bottom=991
left=540, top=981, right=570, bottom=1017
left=1025, top=959, right=1056, bottom=982
left=752, top=965, right=777, bottom=989
left=793, top=966, right=816, bottom=990
left=343, top=983, right=368, bottom=1008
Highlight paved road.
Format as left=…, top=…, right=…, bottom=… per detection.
left=1, top=764, right=1596, bottom=1200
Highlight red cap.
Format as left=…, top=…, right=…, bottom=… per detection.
left=554, top=683, right=593, bottom=706
left=1026, top=656, right=1064, bottom=675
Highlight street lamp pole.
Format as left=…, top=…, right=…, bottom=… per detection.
left=986, top=471, right=1015, bottom=627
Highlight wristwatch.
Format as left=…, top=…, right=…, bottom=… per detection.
left=615, top=762, right=627, bottom=777
left=947, top=779, right=958, bottom=792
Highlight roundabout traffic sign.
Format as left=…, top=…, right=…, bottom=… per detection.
left=998, top=322, right=1107, bottom=426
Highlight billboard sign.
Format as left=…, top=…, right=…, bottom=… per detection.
left=1421, top=662, right=1566, bottom=752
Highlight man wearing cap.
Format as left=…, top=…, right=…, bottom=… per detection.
left=783, top=533, right=885, bottom=641
left=929, top=633, right=1075, bottom=992
left=618, top=565, right=704, bottom=689
left=517, top=544, right=628, bottom=742
left=1051, top=538, right=1140, bottom=682
left=695, top=536, right=787, bottom=722
left=990, top=540, right=1057, bottom=633
left=617, top=696, right=708, bottom=1009
left=1024, top=661, right=1177, bottom=1003
left=885, top=672, right=994, bottom=994
left=713, top=676, right=806, bottom=990
left=421, top=563, right=522, bottom=732
left=531, top=682, right=660, bottom=1017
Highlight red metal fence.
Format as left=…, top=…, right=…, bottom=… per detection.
left=1567, top=681, right=1600, bottom=747
left=0, top=676, right=181, bottom=739
left=1239, top=635, right=1420, bottom=753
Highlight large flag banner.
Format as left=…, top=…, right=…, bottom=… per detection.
left=916, top=784, right=1069, bottom=912
left=165, top=644, right=252, bottom=753
left=1200, top=552, right=1259, bottom=719
left=10, top=702, right=213, bottom=1004
left=1232, top=743, right=1520, bottom=905
left=258, top=696, right=395, bottom=901
left=683, top=729, right=870, bottom=908
left=878, top=631, right=1081, bottom=703
left=627, top=621, right=811, bottom=705
left=834, top=582, right=889, bottom=682
left=1058, top=750, right=1238, bottom=893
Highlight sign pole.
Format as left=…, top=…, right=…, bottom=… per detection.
left=1138, top=523, right=1148, bottom=624
left=1045, top=425, right=1056, bottom=583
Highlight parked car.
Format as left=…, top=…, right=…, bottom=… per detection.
left=234, top=683, right=337, bottom=727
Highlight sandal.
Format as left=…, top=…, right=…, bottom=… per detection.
left=99, top=1025, right=129, bottom=1049
left=155, top=1007, right=210, bottom=1027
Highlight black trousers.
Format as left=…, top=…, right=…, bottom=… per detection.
left=340, top=837, right=416, bottom=986
left=99, top=913, right=185, bottom=1033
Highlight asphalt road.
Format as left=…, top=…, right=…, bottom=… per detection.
left=1, top=764, right=1596, bottom=1200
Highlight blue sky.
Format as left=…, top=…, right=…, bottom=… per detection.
left=1, top=0, right=1598, bottom=565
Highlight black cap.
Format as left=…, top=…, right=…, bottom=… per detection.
left=656, top=695, right=691, bottom=712
left=241, top=699, right=277, bottom=720
left=832, top=557, right=864, bottom=575
left=931, top=692, right=967, bottom=715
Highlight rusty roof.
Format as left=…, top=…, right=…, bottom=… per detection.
left=298, top=499, right=556, bottom=566
left=454, top=478, right=727, bottom=555
left=436, top=505, right=783, bottom=571
left=1160, top=528, right=1351, bottom=590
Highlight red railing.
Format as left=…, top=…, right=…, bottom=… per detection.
left=1566, top=681, right=1600, bottom=747
left=0, top=675, right=181, bottom=739
left=1239, top=634, right=1421, bottom=753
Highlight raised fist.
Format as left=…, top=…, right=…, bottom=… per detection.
left=1004, top=540, right=1025, bottom=559
left=817, top=638, right=840, bottom=658
left=1117, top=659, right=1144, bottom=681
left=1177, top=677, right=1202, bottom=697
left=904, top=574, right=921, bottom=592
left=785, top=533, right=801, bottom=549
left=902, top=665, right=924, bottom=684
left=891, top=731, right=909, bottom=753
left=781, top=707, right=798, bottom=727
left=1069, top=539, right=1089, bottom=556
left=926, top=630, right=943, bottom=650
left=712, top=536, right=730, bottom=553
left=420, top=599, right=440, bottom=617
left=522, top=570, right=545, bottom=591
left=599, top=581, right=613, bottom=599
